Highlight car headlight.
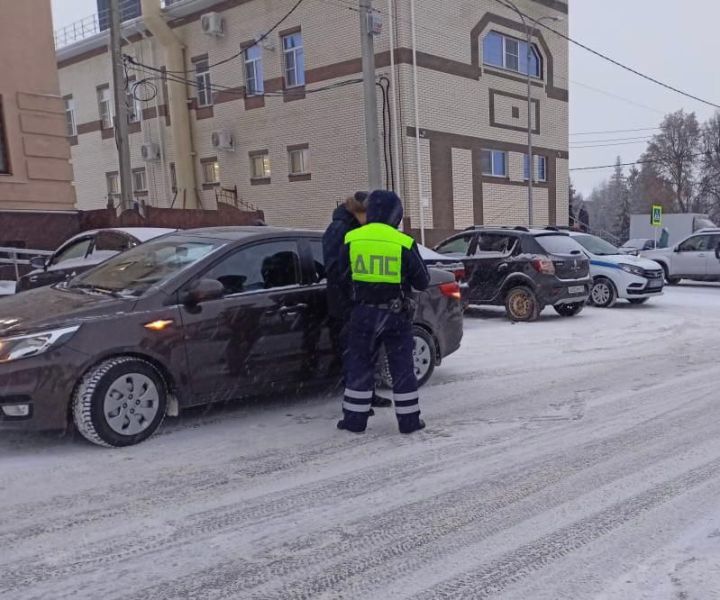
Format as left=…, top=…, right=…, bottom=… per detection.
left=618, top=263, right=645, bottom=277
left=0, top=326, right=80, bottom=363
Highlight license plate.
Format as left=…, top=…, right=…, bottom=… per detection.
left=568, top=285, right=585, bottom=295
left=647, top=280, right=663, bottom=289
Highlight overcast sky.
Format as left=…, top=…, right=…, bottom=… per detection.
left=51, top=0, right=720, bottom=197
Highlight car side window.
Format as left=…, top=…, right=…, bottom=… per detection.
left=474, top=234, right=517, bottom=256
left=203, top=240, right=302, bottom=295
left=93, top=231, right=134, bottom=253
left=678, top=236, right=709, bottom=252
left=308, top=239, right=326, bottom=283
left=644, top=240, right=654, bottom=250
left=436, top=234, right=473, bottom=255
left=50, top=237, right=93, bottom=266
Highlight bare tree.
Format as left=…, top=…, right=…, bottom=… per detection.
left=699, top=112, right=720, bottom=223
left=645, top=110, right=701, bottom=213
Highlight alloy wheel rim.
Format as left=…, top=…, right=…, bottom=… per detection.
left=103, top=373, right=159, bottom=436
left=413, top=336, right=432, bottom=379
left=592, top=283, right=611, bottom=305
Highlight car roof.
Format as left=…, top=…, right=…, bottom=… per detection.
left=179, top=226, right=321, bottom=241
left=463, top=226, right=570, bottom=237
left=64, top=227, right=176, bottom=243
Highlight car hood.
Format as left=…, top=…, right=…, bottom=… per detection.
left=591, top=254, right=662, bottom=269
left=0, top=286, right=134, bottom=337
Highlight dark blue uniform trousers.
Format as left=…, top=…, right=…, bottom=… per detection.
left=342, top=304, right=421, bottom=432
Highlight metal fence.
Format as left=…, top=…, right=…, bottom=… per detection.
left=0, top=247, right=53, bottom=282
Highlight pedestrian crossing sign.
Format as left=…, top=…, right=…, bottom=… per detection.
left=651, top=205, right=662, bottom=227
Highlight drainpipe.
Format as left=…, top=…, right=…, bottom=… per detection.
left=410, top=0, right=425, bottom=245
left=140, top=0, right=198, bottom=208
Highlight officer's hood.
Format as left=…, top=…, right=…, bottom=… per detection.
left=331, top=204, right=357, bottom=226
left=367, top=190, right=403, bottom=227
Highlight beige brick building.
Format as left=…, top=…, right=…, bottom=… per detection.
left=56, top=0, right=568, bottom=244
left=0, top=0, right=75, bottom=212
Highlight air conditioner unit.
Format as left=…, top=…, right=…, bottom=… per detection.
left=211, top=130, right=235, bottom=151
left=201, top=12, right=224, bottom=37
left=141, top=142, right=161, bottom=161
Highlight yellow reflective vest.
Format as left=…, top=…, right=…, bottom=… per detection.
left=344, top=223, right=414, bottom=285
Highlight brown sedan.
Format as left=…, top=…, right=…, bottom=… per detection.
left=0, top=227, right=463, bottom=447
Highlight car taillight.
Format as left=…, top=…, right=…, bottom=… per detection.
left=532, top=258, right=555, bottom=275
left=453, top=268, right=465, bottom=281
left=439, top=281, right=462, bottom=300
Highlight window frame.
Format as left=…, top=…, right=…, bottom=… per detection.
left=106, top=172, right=120, bottom=200
left=64, top=96, right=77, bottom=137
left=282, top=31, right=305, bottom=88
left=481, top=149, right=508, bottom=178
left=483, top=31, right=542, bottom=79
left=132, top=168, right=147, bottom=193
left=195, top=59, right=213, bottom=107
left=126, top=91, right=143, bottom=124
left=523, top=154, right=548, bottom=182
left=678, top=235, right=710, bottom=253
left=435, top=233, right=475, bottom=256
left=199, top=239, right=304, bottom=297
left=250, top=152, right=271, bottom=180
left=244, top=44, right=264, bottom=96
left=201, top=158, right=220, bottom=185
left=288, top=147, right=309, bottom=175
left=97, top=85, right=113, bottom=129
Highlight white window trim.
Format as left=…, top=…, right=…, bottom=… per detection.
left=244, top=46, right=264, bottom=96
left=282, top=33, right=305, bottom=88
left=97, top=87, right=113, bottom=129
left=485, top=32, right=542, bottom=79
left=202, top=160, right=220, bottom=184
left=65, top=98, right=77, bottom=137
left=251, top=154, right=271, bottom=179
left=195, top=62, right=213, bottom=107
left=524, top=154, right=547, bottom=182
left=482, top=149, right=507, bottom=178
left=132, top=169, right=148, bottom=193
left=288, top=148, right=309, bottom=175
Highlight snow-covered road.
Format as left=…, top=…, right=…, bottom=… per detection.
left=2, top=285, right=720, bottom=599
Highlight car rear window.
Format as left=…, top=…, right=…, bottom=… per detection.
left=534, top=234, right=583, bottom=256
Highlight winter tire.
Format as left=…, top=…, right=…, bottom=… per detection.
left=73, top=357, right=167, bottom=448
left=660, top=264, right=681, bottom=286
left=590, top=277, right=618, bottom=308
left=377, top=326, right=437, bottom=389
left=628, top=298, right=649, bottom=305
left=554, top=302, right=585, bottom=317
left=504, top=286, right=540, bottom=322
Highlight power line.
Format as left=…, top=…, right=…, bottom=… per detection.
left=570, top=135, right=654, bottom=144
left=571, top=127, right=660, bottom=136
left=570, top=139, right=653, bottom=150
left=494, top=0, right=720, bottom=110
left=570, top=153, right=707, bottom=172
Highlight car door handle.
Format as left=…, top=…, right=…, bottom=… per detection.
left=497, top=263, right=509, bottom=273
left=278, top=303, right=308, bottom=316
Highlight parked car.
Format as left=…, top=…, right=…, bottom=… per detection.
left=434, top=226, right=591, bottom=321
left=642, top=228, right=720, bottom=285
left=620, top=238, right=657, bottom=255
left=0, top=227, right=463, bottom=447
left=568, top=233, right=664, bottom=307
left=15, top=228, right=176, bottom=293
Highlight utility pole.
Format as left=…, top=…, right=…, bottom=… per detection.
left=359, top=0, right=382, bottom=191
left=109, top=0, right=133, bottom=211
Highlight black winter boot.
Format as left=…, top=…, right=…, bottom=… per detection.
left=398, top=415, right=426, bottom=434
left=337, top=410, right=369, bottom=433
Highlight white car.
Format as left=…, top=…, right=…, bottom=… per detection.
left=569, top=232, right=664, bottom=307
left=641, top=228, right=720, bottom=285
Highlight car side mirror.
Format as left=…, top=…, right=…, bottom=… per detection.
left=30, top=256, right=47, bottom=271
left=181, top=278, right=224, bottom=306
left=673, top=246, right=680, bottom=253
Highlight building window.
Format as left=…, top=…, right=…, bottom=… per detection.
left=126, top=91, right=142, bottom=123
left=0, top=97, right=10, bottom=174
left=106, top=172, right=120, bottom=201
left=170, top=163, right=177, bottom=192
left=132, top=168, right=147, bottom=193
left=524, top=154, right=548, bottom=182
left=97, top=86, right=113, bottom=129
left=245, top=44, right=264, bottom=96
left=483, top=31, right=542, bottom=78
left=202, top=158, right=220, bottom=185
left=282, top=32, right=305, bottom=88
left=195, top=59, right=213, bottom=107
left=250, top=153, right=271, bottom=179
left=288, top=147, right=309, bottom=175
left=481, top=149, right=507, bottom=177
left=64, top=96, right=77, bottom=137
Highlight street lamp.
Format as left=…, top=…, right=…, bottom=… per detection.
left=500, top=1, right=562, bottom=227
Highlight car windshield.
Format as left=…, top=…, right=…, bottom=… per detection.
left=573, top=234, right=620, bottom=256
left=67, top=235, right=223, bottom=297
left=622, top=239, right=644, bottom=248
left=534, top=234, right=584, bottom=256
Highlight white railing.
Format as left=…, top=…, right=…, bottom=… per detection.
left=0, top=247, right=53, bottom=282
left=54, top=13, right=103, bottom=49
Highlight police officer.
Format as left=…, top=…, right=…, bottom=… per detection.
left=337, top=190, right=430, bottom=434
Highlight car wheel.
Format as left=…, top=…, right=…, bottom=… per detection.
left=628, top=298, right=649, bottom=305
left=377, top=326, right=437, bottom=389
left=504, top=286, right=540, bottom=322
left=73, top=357, right=167, bottom=448
left=660, top=264, right=681, bottom=285
left=554, top=302, right=585, bottom=317
left=590, top=277, right=618, bottom=308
